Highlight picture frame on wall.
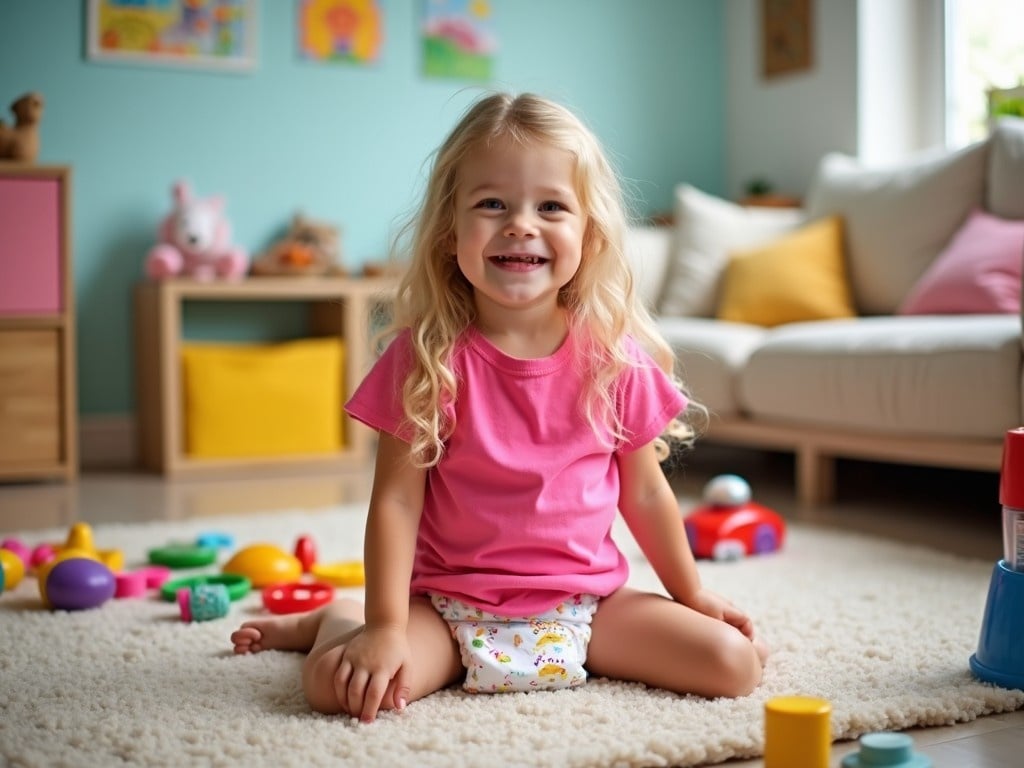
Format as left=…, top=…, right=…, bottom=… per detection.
left=762, top=0, right=813, bottom=79
left=86, top=0, right=257, bottom=73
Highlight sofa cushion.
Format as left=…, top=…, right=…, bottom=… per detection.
left=657, top=317, right=766, bottom=417
left=625, top=224, right=672, bottom=310
left=988, top=117, right=1024, bottom=219
left=657, top=185, right=803, bottom=318
left=898, top=209, right=1024, bottom=316
left=717, top=216, right=856, bottom=327
left=805, top=142, right=988, bottom=316
left=737, top=316, right=1021, bottom=440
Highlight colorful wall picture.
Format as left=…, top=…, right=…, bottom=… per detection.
left=86, top=0, right=257, bottom=72
left=298, top=0, right=383, bottom=65
left=421, top=0, right=496, bottom=81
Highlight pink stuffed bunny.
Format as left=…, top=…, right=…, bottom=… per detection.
left=146, top=181, right=249, bottom=281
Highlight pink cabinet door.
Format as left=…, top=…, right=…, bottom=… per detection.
left=0, top=177, right=61, bottom=314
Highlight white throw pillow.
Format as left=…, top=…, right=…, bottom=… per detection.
left=657, top=185, right=803, bottom=317
left=805, top=142, right=988, bottom=315
left=988, top=116, right=1024, bottom=220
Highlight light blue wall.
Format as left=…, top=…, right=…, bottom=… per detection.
left=0, top=1, right=725, bottom=417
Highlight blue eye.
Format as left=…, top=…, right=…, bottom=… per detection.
left=539, top=201, right=565, bottom=213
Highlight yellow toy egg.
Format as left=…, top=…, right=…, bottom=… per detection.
left=223, top=544, right=301, bottom=588
left=0, top=549, right=25, bottom=592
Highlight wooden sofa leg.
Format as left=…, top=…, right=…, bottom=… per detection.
left=796, top=447, right=836, bottom=507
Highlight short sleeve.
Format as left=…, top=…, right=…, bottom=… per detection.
left=615, top=338, right=688, bottom=453
left=344, top=331, right=413, bottom=441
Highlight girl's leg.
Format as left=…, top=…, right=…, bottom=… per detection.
left=585, top=587, right=766, bottom=699
left=231, top=597, right=364, bottom=654
left=302, top=595, right=463, bottom=715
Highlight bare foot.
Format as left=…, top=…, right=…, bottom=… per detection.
left=231, top=598, right=363, bottom=654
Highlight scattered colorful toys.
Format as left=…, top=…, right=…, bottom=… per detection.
left=684, top=474, right=786, bottom=561
left=763, top=695, right=832, bottom=768
left=262, top=582, right=334, bottom=614
left=44, top=557, right=116, bottom=611
left=840, top=732, right=932, bottom=767
left=223, top=543, right=302, bottom=588
left=310, top=560, right=365, bottom=587
left=178, top=583, right=231, bottom=622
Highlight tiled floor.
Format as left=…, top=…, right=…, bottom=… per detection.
left=1, top=445, right=1021, bottom=766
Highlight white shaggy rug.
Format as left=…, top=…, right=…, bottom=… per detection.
left=1, top=504, right=1022, bottom=768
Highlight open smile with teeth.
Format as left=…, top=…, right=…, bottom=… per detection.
left=491, top=254, right=549, bottom=265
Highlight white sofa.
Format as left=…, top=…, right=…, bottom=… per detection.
left=628, top=118, right=1024, bottom=505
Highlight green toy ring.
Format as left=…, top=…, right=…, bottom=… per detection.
left=148, top=545, right=218, bottom=569
left=160, top=573, right=251, bottom=602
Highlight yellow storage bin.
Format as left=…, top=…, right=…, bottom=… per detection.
left=182, top=337, right=344, bottom=459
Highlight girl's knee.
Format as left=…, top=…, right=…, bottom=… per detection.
left=707, top=630, right=763, bottom=698
left=302, top=647, right=344, bottom=714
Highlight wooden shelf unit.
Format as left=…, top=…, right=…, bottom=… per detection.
left=134, top=276, right=396, bottom=478
left=0, top=165, right=77, bottom=482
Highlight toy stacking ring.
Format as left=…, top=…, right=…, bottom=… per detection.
left=148, top=544, right=218, bottom=569
left=160, top=573, right=251, bottom=603
left=261, top=582, right=335, bottom=615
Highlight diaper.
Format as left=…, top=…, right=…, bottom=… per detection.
left=430, top=593, right=599, bottom=694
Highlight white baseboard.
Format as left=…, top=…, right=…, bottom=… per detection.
left=79, top=414, right=136, bottom=470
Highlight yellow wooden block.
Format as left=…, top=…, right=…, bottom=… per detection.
left=764, top=695, right=832, bottom=768
left=182, top=338, right=344, bottom=458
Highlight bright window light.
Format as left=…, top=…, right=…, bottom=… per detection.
left=946, top=0, right=1024, bottom=147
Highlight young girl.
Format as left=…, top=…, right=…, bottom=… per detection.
left=231, top=92, right=767, bottom=723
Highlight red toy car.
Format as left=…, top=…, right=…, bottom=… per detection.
left=684, top=500, right=786, bottom=561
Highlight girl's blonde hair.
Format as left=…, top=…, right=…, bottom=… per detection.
left=387, top=92, right=703, bottom=467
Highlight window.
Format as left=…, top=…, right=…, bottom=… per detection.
left=945, top=0, right=1024, bottom=147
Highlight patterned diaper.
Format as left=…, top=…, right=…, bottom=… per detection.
left=430, top=593, right=600, bottom=694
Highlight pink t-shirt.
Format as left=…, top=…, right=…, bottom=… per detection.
left=345, top=327, right=687, bottom=616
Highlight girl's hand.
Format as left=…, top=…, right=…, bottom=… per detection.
left=335, top=624, right=411, bottom=723
left=687, top=588, right=755, bottom=640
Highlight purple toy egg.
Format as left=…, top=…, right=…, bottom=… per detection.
left=46, top=558, right=116, bottom=611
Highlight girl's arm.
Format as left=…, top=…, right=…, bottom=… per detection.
left=338, top=431, right=427, bottom=722
left=616, top=442, right=754, bottom=637
left=363, top=431, right=427, bottom=629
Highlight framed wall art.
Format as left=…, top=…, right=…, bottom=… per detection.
left=421, top=0, right=496, bottom=81
left=86, top=0, right=257, bottom=73
left=298, top=0, right=383, bottom=65
left=762, top=0, right=813, bottom=79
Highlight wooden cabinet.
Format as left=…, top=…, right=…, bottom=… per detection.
left=134, top=276, right=396, bottom=478
left=0, top=165, right=77, bottom=482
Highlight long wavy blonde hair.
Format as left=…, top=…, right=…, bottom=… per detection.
left=387, top=92, right=702, bottom=467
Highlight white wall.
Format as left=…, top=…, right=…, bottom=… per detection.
left=724, top=0, right=946, bottom=199
left=725, top=0, right=859, bottom=200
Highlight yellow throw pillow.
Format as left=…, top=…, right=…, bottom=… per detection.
left=716, top=216, right=855, bottom=327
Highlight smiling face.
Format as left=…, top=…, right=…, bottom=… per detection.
left=452, top=137, right=587, bottom=324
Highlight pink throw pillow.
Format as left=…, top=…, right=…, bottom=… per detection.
left=898, top=209, right=1024, bottom=315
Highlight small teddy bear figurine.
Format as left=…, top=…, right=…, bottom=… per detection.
left=0, top=92, right=44, bottom=163
left=146, top=180, right=249, bottom=281
left=250, top=212, right=344, bottom=277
